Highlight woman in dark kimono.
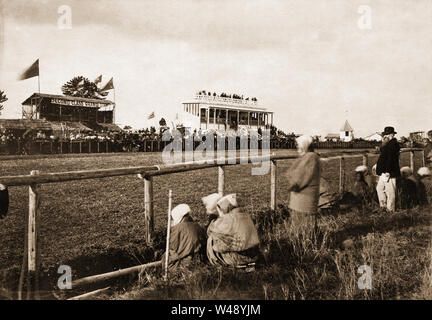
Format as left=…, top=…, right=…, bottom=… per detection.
left=161, top=204, right=206, bottom=270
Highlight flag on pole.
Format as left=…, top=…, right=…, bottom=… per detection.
left=94, top=75, right=102, bottom=85
left=18, top=59, right=39, bottom=80
left=100, top=77, right=114, bottom=91
left=148, top=112, right=155, bottom=120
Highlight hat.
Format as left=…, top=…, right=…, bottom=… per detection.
left=354, top=165, right=368, bottom=173
left=400, top=166, right=413, bottom=178
left=171, top=204, right=191, bottom=226
left=417, top=167, right=431, bottom=177
left=202, top=193, right=221, bottom=214
left=296, top=135, right=314, bottom=153
left=381, top=126, right=397, bottom=136
left=216, top=194, right=238, bottom=214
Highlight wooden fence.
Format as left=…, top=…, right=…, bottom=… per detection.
left=0, top=138, right=382, bottom=155
left=0, top=147, right=424, bottom=299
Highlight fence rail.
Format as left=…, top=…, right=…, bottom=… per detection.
left=0, top=147, right=424, bottom=299
left=0, top=138, right=383, bottom=155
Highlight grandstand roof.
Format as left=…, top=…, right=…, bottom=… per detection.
left=22, top=93, right=114, bottom=107
left=0, top=119, right=92, bottom=132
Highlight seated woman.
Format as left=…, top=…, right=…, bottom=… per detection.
left=417, top=167, right=432, bottom=205
left=204, top=194, right=260, bottom=269
left=352, top=165, right=375, bottom=206
left=161, top=204, right=206, bottom=270
left=398, top=166, right=419, bottom=209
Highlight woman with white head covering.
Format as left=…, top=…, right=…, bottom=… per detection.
left=417, top=167, right=432, bottom=205
left=397, top=166, right=419, bottom=209
left=204, top=193, right=260, bottom=268
left=350, top=165, right=375, bottom=207
left=285, top=135, right=320, bottom=237
left=161, top=203, right=206, bottom=270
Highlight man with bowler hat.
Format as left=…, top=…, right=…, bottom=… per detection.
left=376, top=126, right=400, bottom=212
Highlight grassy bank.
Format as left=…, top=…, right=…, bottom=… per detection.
left=0, top=150, right=429, bottom=299
left=108, top=204, right=431, bottom=300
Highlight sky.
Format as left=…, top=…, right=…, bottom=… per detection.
left=0, top=0, right=431, bottom=138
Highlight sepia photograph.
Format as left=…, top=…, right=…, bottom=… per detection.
left=0, top=0, right=431, bottom=307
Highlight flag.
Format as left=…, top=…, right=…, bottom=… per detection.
left=94, top=75, right=102, bottom=85
left=100, top=77, right=114, bottom=91
left=19, top=59, right=39, bottom=80
left=148, top=112, right=155, bottom=120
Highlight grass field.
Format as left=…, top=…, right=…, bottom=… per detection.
left=0, top=149, right=430, bottom=300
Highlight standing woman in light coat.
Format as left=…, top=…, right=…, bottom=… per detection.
left=285, top=135, right=320, bottom=238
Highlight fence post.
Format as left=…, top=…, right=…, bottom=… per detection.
left=144, top=175, right=154, bottom=244
left=422, top=149, right=426, bottom=167
left=50, top=142, right=53, bottom=154
left=270, top=160, right=277, bottom=210
left=69, top=142, right=72, bottom=154
left=339, top=157, right=345, bottom=193
left=79, top=141, right=82, bottom=154
left=88, top=141, right=92, bottom=154
left=97, top=141, right=100, bottom=153
left=410, top=150, right=415, bottom=171
left=106, top=141, right=109, bottom=153
left=218, top=166, right=224, bottom=197
left=27, top=170, right=40, bottom=300
left=362, top=153, right=368, bottom=167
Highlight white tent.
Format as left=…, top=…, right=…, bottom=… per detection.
left=363, top=132, right=382, bottom=141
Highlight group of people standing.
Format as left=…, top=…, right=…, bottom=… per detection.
left=374, top=127, right=432, bottom=212
left=163, top=127, right=432, bottom=271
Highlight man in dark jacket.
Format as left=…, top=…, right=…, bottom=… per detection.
left=376, top=126, right=400, bottom=212
left=424, top=130, right=432, bottom=169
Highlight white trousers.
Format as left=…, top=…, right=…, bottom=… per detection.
left=376, top=174, right=397, bottom=212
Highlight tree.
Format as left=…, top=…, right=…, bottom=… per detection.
left=61, top=76, right=108, bottom=99
left=0, top=90, right=7, bottom=115
left=159, top=117, right=166, bottom=127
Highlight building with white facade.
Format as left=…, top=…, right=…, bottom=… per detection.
left=340, top=120, right=354, bottom=142
left=180, top=92, right=273, bottom=133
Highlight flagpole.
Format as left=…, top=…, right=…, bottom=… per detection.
left=38, top=75, right=40, bottom=94
left=113, top=87, right=116, bottom=124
